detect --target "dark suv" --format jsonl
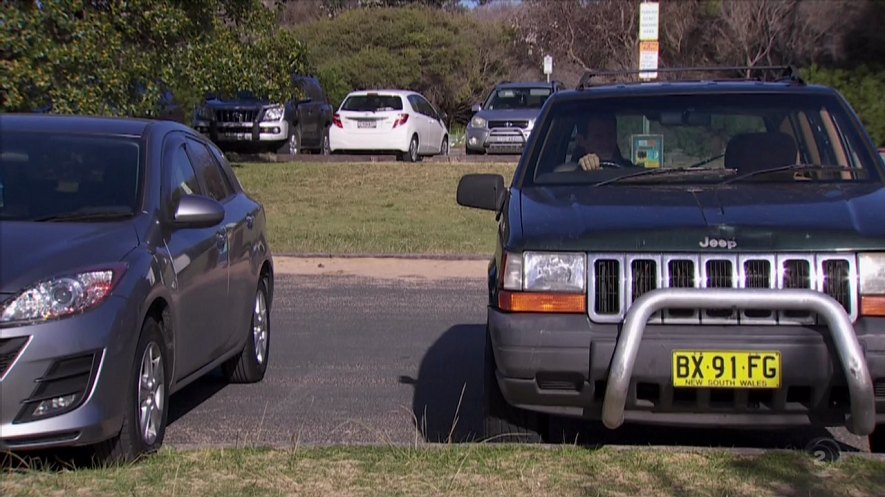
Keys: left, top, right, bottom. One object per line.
{"left": 457, "top": 67, "right": 885, "bottom": 451}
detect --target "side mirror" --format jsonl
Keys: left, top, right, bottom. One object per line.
{"left": 457, "top": 174, "right": 505, "bottom": 211}
{"left": 471, "top": 104, "right": 482, "bottom": 113}
{"left": 173, "top": 195, "right": 225, "bottom": 228}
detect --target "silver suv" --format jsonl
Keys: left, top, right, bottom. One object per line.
{"left": 465, "top": 81, "right": 563, "bottom": 155}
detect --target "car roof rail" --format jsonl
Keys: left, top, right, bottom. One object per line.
{"left": 576, "top": 65, "right": 804, "bottom": 89}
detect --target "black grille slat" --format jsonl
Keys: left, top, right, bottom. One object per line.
{"left": 0, "top": 337, "right": 28, "bottom": 378}
{"left": 783, "top": 260, "right": 812, "bottom": 319}
{"left": 666, "top": 260, "right": 695, "bottom": 318}
{"left": 488, "top": 120, "right": 529, "bottom": 129}
{"left": 744, "top": 260, "right": 772, "bottom": 318}
{"left": 215, "top": 109, "right": 258, "bottom": 123}
{"left": 595, "top": 260, "right": 620, "bottom": 315}
{"left": 706, "top": 260, "right": 734, "bottom": 318}
{"left": 823, "top": 260, "right": 851, "bottom": 314}
{"left": 631, "top": 260, "right": 657, "bottom": 302}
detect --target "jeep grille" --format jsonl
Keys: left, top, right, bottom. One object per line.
{"left": 488, "top": 120, "right": 528, "bottom": 129}
{"left": 587, "top": 253, "right": 857, "bottom": 324}
{"left": 215, "top": 109, "right": 258, "bottom": 123}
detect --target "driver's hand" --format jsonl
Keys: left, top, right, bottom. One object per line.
{"left": 578, "top": 153, "right": 601, "bottom": 171}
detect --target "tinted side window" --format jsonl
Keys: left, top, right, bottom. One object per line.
{"left": 207, "top": 142, "right": 243, "bottom": 192}
{"left": 168, "top": 145, "right": 202, "bottom": 209}
{"left": 417, "top": 96, "right": 437, "bottom": 118}
{"left": 186, "top": 138, "right": 233, "bottom": 201}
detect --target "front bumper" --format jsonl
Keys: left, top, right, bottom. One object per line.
{"left": 466, "top": 126, "right": 530, "bottom": 154}
{"left": 0, "top": 296, "right": 138, "bottom": 450}
{"left": 194, "top": 119, "right": 289, "bottom": 143}
{"left": 489, "top": 288, "right": 884, "bottom": 433}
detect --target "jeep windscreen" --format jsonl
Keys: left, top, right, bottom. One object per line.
{"left": 485, "top": 87, "right": 552, "bottom": 110}
{"left": 527, "top": 93, "right": 881, "bottom": 187}
{"left": 341, "top": 94, "right": 404, "bottom": 112}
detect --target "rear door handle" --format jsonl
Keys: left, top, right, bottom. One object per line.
{"left": 216, "top": 229, "right": 227, "bottom": 249}
{"left": 245, "top": 214, "right": 255, "bottom": 229}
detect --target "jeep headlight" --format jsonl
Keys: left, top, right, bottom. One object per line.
{"left": 264, "top": 105, "right": 284, "bottom": 121}
{"left": 523, "top": 252, "right": 586, "bottom": 292}
{"left": 470, "top": 116, "right": 487, "bottom": 129}
{"left": 499, "top": 252, "right": 586, "bottom": 313}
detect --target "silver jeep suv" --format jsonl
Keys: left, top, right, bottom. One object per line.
{"left": 465, "top": 81, "right": 563, "bottom": 155}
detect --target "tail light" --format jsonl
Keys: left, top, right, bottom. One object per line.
{"left": 393, "top": 113, "right": 409, "bottom": 128}
{"left": 333, "top": 113, "right": 343, "bottom": 128}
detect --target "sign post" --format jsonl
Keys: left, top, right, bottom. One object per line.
{"left": 543, "top": 54, "right": 553, "bottom": 83}
{"left": 638, "top": 2, "right": 659, "bottom": 80}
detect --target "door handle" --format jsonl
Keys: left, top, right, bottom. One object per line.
{"left": 245, "top": 214, "right": 255, "bottom": 229}
{"left": 216, "top": 229, "right": 228, "bottom": 249}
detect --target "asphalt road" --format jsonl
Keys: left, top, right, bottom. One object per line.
{"left": 164, "top": 272, "right": 870, "bottom": 455}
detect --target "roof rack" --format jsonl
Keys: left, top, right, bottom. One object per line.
{"left": 577, "top": 65, "right": 804, "bottom": 89}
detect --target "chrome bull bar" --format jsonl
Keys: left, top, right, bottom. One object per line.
{"left": 601, "top": 288, "right": 876, "bottom": 436}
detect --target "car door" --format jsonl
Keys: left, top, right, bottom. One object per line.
{"left": 416, "top": 95, "right": 444, "bottom": 154}
{"left": 406, "top": 95, "right": 432, "bottom": 154}
{"left": 161, "top": 135, "right": 230, "bottom": 378}
{"left": 184, "top": 137, "right": 244, "bottom": 356}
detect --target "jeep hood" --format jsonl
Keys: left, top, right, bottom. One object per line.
{"left": 515, "top": 183, "right": 885, "bottom": 252}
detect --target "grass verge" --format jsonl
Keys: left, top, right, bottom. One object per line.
{"left": 232, "top": 161, "right": 516, "bottom": 255}
{"left": 3, "top": 446, "right": 884, "bottom": 497}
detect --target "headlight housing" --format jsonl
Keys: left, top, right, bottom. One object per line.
{"left": 194, "top": 104, "right": 213, "bottom": 121}
{"left": 263, "top": 105, "right": 284, "bottom": 121}
{"left": 523, "top": 252, "right": 586, "bottom": 292}
{"left": 1, "top": 266, "right": 125, "bottom": 324}
{"left": 470, "top": 116, "right": 487, "bottom": 129}
{"left": 859, "top": 253, "right": 885, "bottom": 294}
{"left": 499, "top": 252, "right": 587, "bottom": 313}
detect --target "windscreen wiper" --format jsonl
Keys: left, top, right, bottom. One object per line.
{"left": 593, "top": 167, "right": 736, "bottom": 187}
{"left": 33, "top": 207, "right": 134, "bottom": 222}
{"left": 719, "top": 164, "right": 857, "bottom": 185}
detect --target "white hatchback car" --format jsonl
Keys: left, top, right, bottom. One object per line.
{"left": 329, "top": 90, "right": 449, "bottom": 162}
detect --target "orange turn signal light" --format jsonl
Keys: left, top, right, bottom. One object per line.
{"left": 498, "top": 290, "right": 587, "bottom": 314}
{"left": 861, "top": 295, "right": 885, "bottom": 317}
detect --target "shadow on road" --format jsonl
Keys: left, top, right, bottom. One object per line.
{"left": 167, "top": 368, "right": 229, "bottom": 426}
{"left": 406, "top": 324, "right": 860, "bottom": 455}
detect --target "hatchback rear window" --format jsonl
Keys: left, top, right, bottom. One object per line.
{"left": 341, "top": 95, "right": 403, "bottom": 111}
{"left": 0, "top": 131, "right": 141, "bottom": 221}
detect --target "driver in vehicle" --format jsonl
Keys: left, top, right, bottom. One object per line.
{"left": 573, "top": 113, "right": 635, "bottom": 170}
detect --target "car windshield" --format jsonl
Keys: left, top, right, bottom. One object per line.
{"left": 528, "top": 93, "right": 881, "bottom": 186}
{"left": 485, "top": 87, "right": 552, "bottom": 110}
{"left": 0, "top": 131, "right": 141, "bottom": 221}
{"left": 341, "top": 94, "right": 403, "bottom": 111}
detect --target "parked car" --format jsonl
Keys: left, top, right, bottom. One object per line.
{"left": 465, "top": 81, "right": 565, "bottom": 155}
{"left": 457, "top": 67, "right": 885, "bottom": 452}
{"left": 879, "top": 147, "right": 884, "bottom": 162}
{"left": 0, "top": 114, "right": 274, "bottom": 463}
{"left": 193, "top": 75, "right": 333, "bottom": 156}
{"left": 329, "top": 89, "right": 449, "bottom": 162}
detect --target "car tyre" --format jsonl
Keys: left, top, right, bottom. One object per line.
{"left": 277, "top": 125, "right": 301, "bottom": 156}
{"left": 401, "top": 135, "right": 420, "bottom": 163}
{"left": 319, "top": 127, "right": 331, "bottom": 155}
{"left": 869, "top": 426, "right": 885, "bottom": 453}
{"left": 223, "top": 277, "right": 271, "bottom": 383}
{"left": 482, "top": 329, "right": 543, "bottom": 443}
{"left": 92, "top": 317, "right": 168, "bottom": 464}
{"left": 440, "top": 136, "right": 449, "bottom": 156}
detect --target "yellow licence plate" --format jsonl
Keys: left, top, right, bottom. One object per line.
{"left": 672, "top": 351, "right": 781, "bottom": 388}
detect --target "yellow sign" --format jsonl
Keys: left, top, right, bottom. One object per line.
{"left": 672, "top": 351, "right": 781, "bottom": 388}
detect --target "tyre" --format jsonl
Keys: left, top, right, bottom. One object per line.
{"left": 91, "top": 317, "right": 168, "bottom": 464}
{"left": 440, "top": 136, "right": 449, "bottom": 156}
{"left": 401, "top": 135, "right": 420, "bottom": 163}
{"left": 319, "top": 127, "right": 331, "bottom": 155}
{"left": 277, "top": 125, "right": 301, "bottom": 156}
{"left": 869, "top": 426, "right": 885, "bottom": 454}
{"left": 482, "top": 329, "right": 543, "bottom": 443}
{"left": 223, "top": 277, "right": 271, "bottom": 383}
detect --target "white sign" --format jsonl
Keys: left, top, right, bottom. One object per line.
{"left": 543, "top": 55, "right": 553, "bottom": 75}
{"left": 639, "top": 2, "right": 660, "bottom": 41}
{"left": 639, "top": 41, "right": 659, "bottom": 79}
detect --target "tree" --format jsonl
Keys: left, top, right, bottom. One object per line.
{"left": 292, "top": 6, "right": 511, "bottom": 123}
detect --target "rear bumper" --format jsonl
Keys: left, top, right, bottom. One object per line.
{"left": 329, "top": 126, "right": 410, "bottom": 153}
{"left": 489, "top": 289, "right": 885, "bottom": 432}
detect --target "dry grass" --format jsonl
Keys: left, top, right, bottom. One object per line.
{"left": 231, "top": 161, "right": 516, "bottom": 255}
{"left": 4, "top": 446, "right": 885, "bottom": 497}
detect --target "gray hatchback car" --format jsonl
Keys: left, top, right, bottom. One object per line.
{"left": 0, "top": 115, "right": 274, "bottom": 462}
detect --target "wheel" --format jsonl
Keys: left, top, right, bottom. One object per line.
{"left": 482, "top": 329, "right": 543, "bottom": 443}
{"left": 401, "top": 135, "right": 420, "bottom": 163}
{"left": 277, "top": 124, "right": 301, "bottom": 156}
{"left": 223, "top": 277, "right": 270, "bottom": 383}
{"left": 319, "top": 127, "right": 331, "bottom": 155}
{"left": 91, "top": 317, "right": 168, "bottom": 464}
{"left": 869, "top": 426, "right": 885, "bottom": 454}
{"left": 805, "top": 437, "right": 841, "bottom": 462}
{"left": 440, "top": 136, "right": 449, "bottom": 156}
